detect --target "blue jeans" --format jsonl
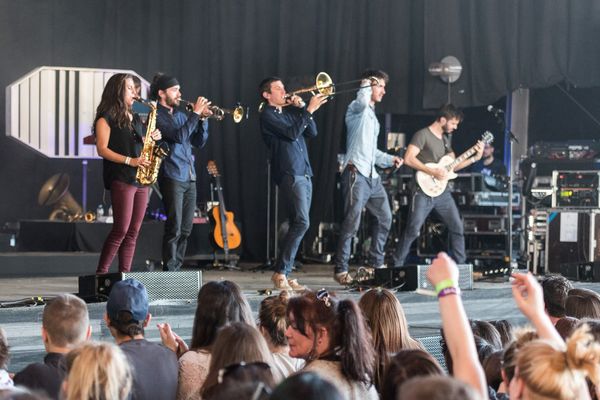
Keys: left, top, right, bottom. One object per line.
{"left": 160, "top": 177, "right": 196, "bottom": 271}
{"left": 393, "top": 188, "right": 465, "bottom": 266}
{"left": 276, "top": 175, "right": 312, "bottom": 275}
{"left": 334, "top": 168, "right": 392, "bottom": 273}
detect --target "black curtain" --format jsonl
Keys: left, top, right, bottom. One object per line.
{"left": 1, "top": 0, "right": 600, "bottom": 261}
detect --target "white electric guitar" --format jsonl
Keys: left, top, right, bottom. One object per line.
{"left": 416, "top": 131, "right": 494, "bottom": 197}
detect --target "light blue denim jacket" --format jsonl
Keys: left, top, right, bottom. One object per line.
{"left": 342, "top": 85, "right": 394, "bottom": 178}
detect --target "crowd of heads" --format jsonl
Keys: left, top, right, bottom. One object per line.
{"left": 3, "top": 271, "right": 600, "bottom": 400}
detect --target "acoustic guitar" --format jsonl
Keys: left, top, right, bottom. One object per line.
{"left": 416, "top": 131, "right": 494, "bottom": 197}
{"left": 206, "top": 161, "right": 242, "bottom": 252}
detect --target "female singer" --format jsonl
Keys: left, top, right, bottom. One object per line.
{"left": 94, "top": 73, "right": 161, "bottom": 273}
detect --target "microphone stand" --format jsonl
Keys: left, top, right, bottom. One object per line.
{"left": 499, "top": 101, "right": 517, "bottom": 274}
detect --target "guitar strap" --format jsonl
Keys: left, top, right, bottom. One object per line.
{"left": 442, "top": 133, "right": 453, "bottom": 155}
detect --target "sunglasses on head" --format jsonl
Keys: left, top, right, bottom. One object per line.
{"left": 217, "top": 361, "right": 271, "bottom": 384}
{"left": 316, "top": 288, "right": 332, "bottom": 307}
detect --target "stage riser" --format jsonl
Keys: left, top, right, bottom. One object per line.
{"left": 0, "top": 253, "right": 157, "bottom": 277}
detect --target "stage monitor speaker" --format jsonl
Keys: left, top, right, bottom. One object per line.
{"left": 559, "top": 261, "right": 600, "bottom": 282}
{"left": 417, "top": 335, "right": 447, "bottom": 372}
{"left": 374, "top": 264, "right": 473, "bottom": 291}
{"left": 78, "top": 271, "right": 202, "bottom": 302}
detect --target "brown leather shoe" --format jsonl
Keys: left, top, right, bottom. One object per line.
{"left": 271, "top": 273, "right": 292, "bottom": 290}
{"left": 334, "top": 271, "right": 354, "bottom": 286}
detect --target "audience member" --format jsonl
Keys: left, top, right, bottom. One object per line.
{"left": 566, "top": 291, "right": 600, "bottom": 319}
{"left": 469, "top": 319, "right": 503, "bottom": 350}
{"left": 270, "top": 371, "right": 344, "bottom": 400}
{"left": 0, "top": 328, "right": 12, "bottom": 390}
{"left": 158, "top": 280, "right": 254, "bottom": 400}
{"left": 511, "top": 325, "right": 600, "bottom": 399}
{"left": 104, "top": 278, "right": 178, "bottom": 400}
{"left": 555, "top": 316, "right": 580, "bottom": 340}
{"left": 201, "top": 322, "right": 276, "bottom": 398}
{"left": 358, "top": 287, "right": 423, "bottom": 392}
{"left": 499, "top": 329, "right": 538, "bottom": 392}
{"left": 426, "top": 252, "right": 487, "bottom": 399}
{"left": 13, "top": 294, "right": 90, "bottom": 399}
{"left": 0, "top": 387, "right": 50, "bottom": 400}
{"left": 204, "top": 361, "right": 273, "bottom": 400}
{"left": 286, "top": 290, "right": 377, "bottom": 399}
{"left": 62, "top": 341, "right": 131, "bottom": 400}
{"left": 258, "top": 291, "right": 303, "bottom": 378}
{"left": 482, "top": 350, "right": 503, "bottom": 392}
{"left": 397, "top": 375, "right": 480, "bottom": 400}
{"left": 489, "top": 319, "right": 514, "bottom": 347}
{"left": 540, "top": 274, "right": 573, "bottom": 324}
{"left": 380, "top": 349, "right": 444, "bottom": 400}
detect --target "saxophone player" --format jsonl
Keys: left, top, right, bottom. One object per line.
{"left": 95, "top": 73, "right": 162, "bottom": 274}
{"left": 151, "top": 73, "right": 213, "bottom": 272}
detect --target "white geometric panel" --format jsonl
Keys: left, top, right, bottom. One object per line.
{"left": 6, "top": 66, "right": 150, "bottom": 159}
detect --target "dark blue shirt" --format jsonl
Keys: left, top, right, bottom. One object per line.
{"left": 260, "top": 104, "right": 317, "bottom": 184}
{"left": 156, "top": 103, "right": 209, "bottom": 182}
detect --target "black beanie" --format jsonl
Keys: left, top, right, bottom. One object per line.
{"left": 156, "top": 74, "right": 179, "bottom": 91}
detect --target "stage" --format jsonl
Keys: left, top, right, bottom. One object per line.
{"left": 2, "top": 261, "right": 600, "bottom": 375}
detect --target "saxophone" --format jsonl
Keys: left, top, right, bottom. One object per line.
{"left": 135, "top": 98, "right": 168, "bottom": 185}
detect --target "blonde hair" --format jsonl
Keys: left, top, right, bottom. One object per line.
{"left": 516, "top": 325, "right": 600, "bottom": 399}
{"left": 358, "top": 287, "right": 422, "bottom": 391}
{"left": 64, "top": 341, "right": 132, "bottom": 400}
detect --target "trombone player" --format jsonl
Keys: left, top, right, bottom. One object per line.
{"left": 259, "top": 76, "right": 328, "bottom": 291}
{"left": 151, "top": 73, "right": 213, "bottom": 272}
{"left": 334, "top": 69, "right": 403, "bottom": 285}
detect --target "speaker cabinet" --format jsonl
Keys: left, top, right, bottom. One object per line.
{"left": 78, "top": 271, "right": 202, "bottom": 301}
{"left": 545, "top": 209, "right": 600, "bottom": 274}
{"left": 374, "top": 264, "right": 473, "bottom": 291}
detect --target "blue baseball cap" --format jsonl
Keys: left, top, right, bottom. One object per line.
{"left": 106, "top": 279, "right": 149, "bottom": 322}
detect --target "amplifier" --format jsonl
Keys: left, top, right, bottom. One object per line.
{"left": 78, "top": 271, "right": 202, "bottom": 302}
{"left": 374, "top": 264, "right": 473, "bottom": 291}
{"left": 552, "top": 171, "right": 600, "bottom": 208}
{"left": 559, "top": 261, "right": 600, "bottom": 282}
{"left": 463, "top": 214, "right": 506, "bottom": 233}
{"left": 545, "top": 210, "right": 600, "bottom": 273}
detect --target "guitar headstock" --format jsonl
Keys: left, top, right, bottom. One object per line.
{"left": 482, "top": 131, "right": 494, "bottom": 144}
{"left": 207, "top": 160, "right": 220, "bottom": 177}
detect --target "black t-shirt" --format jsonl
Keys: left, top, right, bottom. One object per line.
{"left": 101, "top": 113, "right": 145, "bottom": 190}
{"left": 13, "top": 352, "right": 67, "bottom": 399}
{"left": 120, "top": 339, "right": 178, "bottom": 400}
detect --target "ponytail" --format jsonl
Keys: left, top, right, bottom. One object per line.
{"left": 337, "top": 299, "right": 375, "bottom": 385}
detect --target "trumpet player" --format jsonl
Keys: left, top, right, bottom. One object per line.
{"left": 95, "top": 73, "right": 162, "bottom": 274}
{"left": 151, "top": 73, "right": 213, "bottom": 272}
{"left": 259, "top": 76, "right": 328, "bottom": 291}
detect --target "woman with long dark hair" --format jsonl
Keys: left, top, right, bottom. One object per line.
{"left": 285, "top": 290, "right": 377, "bottom": 400}
{"left": 94, "top": 73, "right": 161, "bottom": 273}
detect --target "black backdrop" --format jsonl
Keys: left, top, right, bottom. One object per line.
{"left": 1, "top": 0, "right": 600, "bottom": 261}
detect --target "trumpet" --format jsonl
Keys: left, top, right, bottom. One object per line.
{"left": 182, "top": 99, "right": 245, "bottom": 123}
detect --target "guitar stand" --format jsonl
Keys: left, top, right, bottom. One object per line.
{"left": 210, "top": 252, "right": 240, "bottom": 270}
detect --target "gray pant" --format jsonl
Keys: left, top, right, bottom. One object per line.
{"left": 334, "top": 168, "right": 392, "bottom": 273}
{"left": 393, "top": 188, "right": 465, "bottom": 267}
{"left": 160, "top": 177, "right": 196, "bottom": 271}
{"left": 275, "top": 175, "right": 312, "bottom": 276}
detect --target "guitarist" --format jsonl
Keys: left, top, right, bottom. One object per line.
{"left": 392, "top": 104, "right": 483, "bottom": 268}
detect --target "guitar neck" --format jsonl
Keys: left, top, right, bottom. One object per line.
{"left": 445, "top": 144, "right": 479, "bottom": 170}
{"left": 214, "top": 177, "right": 227, "bottom": 212}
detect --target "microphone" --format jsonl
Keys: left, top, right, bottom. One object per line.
{"left": 487, "top": 105, "right": 504, "bottom": 118}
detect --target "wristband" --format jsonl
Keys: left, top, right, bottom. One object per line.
{"left": 435, "top": 278, "right": 456, "bottom": 294}
{"left": 437, "top": 287, "right": 460, "bottom": 298}
{"left": 125, "top": 156, "right": 131, "bottom": 166}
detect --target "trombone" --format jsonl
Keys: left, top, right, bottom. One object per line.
{"left": 183, "top": 100, "right": 246, "bottom": 123}
{"left": 258, "top": 72, "right": 381, "bottom": 111}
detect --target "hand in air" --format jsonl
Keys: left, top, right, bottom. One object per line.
{"left": 511, "top": 272, "right": 545, "bottom": 321}
{"left": 427, "top": 252, "right": 459, "bottom": 287}
{"left": 157, "top": 322, "right": 189, "bottom": 357}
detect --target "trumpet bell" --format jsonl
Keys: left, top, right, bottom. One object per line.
{"left": 315, "top": 72, "right": 334, "bottom": 96}
{"left": 232, "top": 106, "right": 244, "bottom": 123}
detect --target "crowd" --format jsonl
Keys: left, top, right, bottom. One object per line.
{"left": 1, "top": 254, "right": 600, "bottom": 400}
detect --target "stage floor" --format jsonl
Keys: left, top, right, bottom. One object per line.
{"left": 1, "top": 263, "right": 599, "bottom": 375}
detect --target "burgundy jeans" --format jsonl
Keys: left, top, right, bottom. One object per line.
{"left": 96, "top": 180, "right": 149, "bottom": 273}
